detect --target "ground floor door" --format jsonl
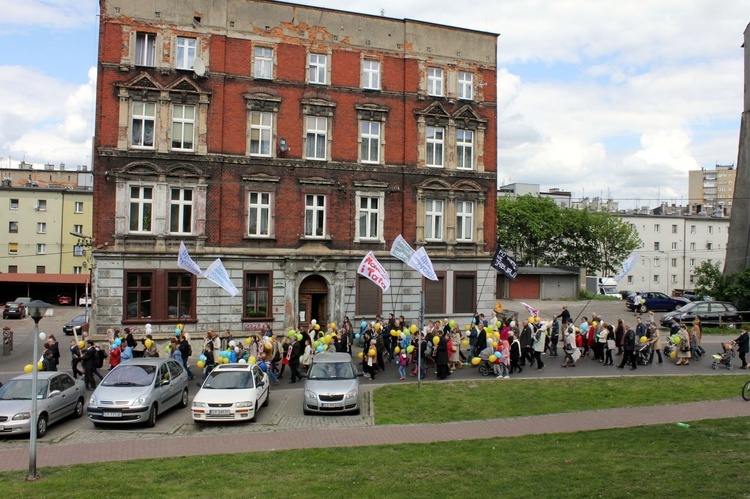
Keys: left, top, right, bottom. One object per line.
{"left": 298, "top": 275, "right": 329, "bottom": 329}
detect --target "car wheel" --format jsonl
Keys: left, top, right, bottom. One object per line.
{"left": 352, "top": 407, "right": 361, "bottom": 416}
{"left": 73, "top": 397, "right": 84, "bottom": 418}
{"left": 36, "top": 414, "right": 48, "bottom": 438}
{"left": 146, "top": 404, "right": 157, "bottom": 427}
{"left": 303, "top": 408, "right": 312, "bottom": 416}
{"left": 178, "top": 388, "right": 189, "bottom": 408}
{"left": 639, "top": 304, "right": 648, "bottom": 313}
{"left": 93, "top": 422, "right": 103, "bottom": 428}
{"left": 262, "top": 389, "right": 269, "bottom": 407}
{"left": 251, "top": 401, "right": 259, "bottom": 422}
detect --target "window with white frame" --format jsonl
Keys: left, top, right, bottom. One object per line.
{"left": 249, "top": 111, "right": 273, "bottom": 157}
{"left": 175, "top": 37, "right": 196, "bottom": 70}
{"left": 10, "top": 199, "right": 18, "bottom": 210}
{"left": 169, "top": 188, "right": 193, "bottom": 234}
{"left": 708, "top": 225, "right": 713, "bottom": 234}
{"left": 689, "top": 275, "right": 695, "bottom": 284}
{"left": 129, "top": 185, "right": 153, "bottom": 233}
{"left": 135, "top": 32, "right": 156, "bottom": 67}
{"left": 74, "top": 201, "right": 83, "bottom": 213}
{"left": 74, "top": 245, "right": 84, "bottom": 257}
{"left": 426, "top": 126, "right": 444, "bottom": 167}
{"left": 627, "top": 275, "right": 633, "bottom": 284}
{"left": 37, "top": 222, "right": 46, "bottom": 234}
{"left": 357, "top": 195, "right": 381, "bottom": 241}
{"left": 456, "top": 129, "right": 473, "bottom": 170}
{"left": 427, "top": 68, "right": 444, "bottom": 97}
{"left": 304, "top": 194, "right": 326, "bottom": 238}
{"left": 671, "top": 242, "right": 678, "bottom": 250}
{"left": 36, "top": 243, "right": 46, "bottom": 255}
{"left": 707, "top": 242, "right": 713, "bottom": 250}
{"left": 654, "top": 224, "right": 660, "bottom": 233}
{"left": 425, "top": 199, "right": 444, "bottom": 241}
{"left": 254, "top": 46, "right": 274, "bottom": 79}
{"left": 132, "top": 101, "right": 156, "bottom": 148}
{"left": 654, "top": 242, "right": 660, "bottom": 251}
{"left": 653, "top": 274, "right": 660, "bottom": 284}
{"left": 8, "top": 221, "right": 18, "bottom": 233}
{"left": 690, "top": 258, "right": 695, "bottom": 267}
{"left": 690, "top": 242, "right": 696, "bottom": 251}
{"left": 671, "top": 258, "right": 677, "bottom": 267}
{"left": 672, "top": 224, "right": 678, "bottom": 233}
{"left": 458, "top": 71, "right": 473, "bottom": 100}
{"left": 654, "top": 257, "right": 660, "bottom": 267}
{"left": 360, "top": 121, "right": 381, "bottom": 164}
{"left": 456, "top": 201, "right": 474, "bottom": 241}
{"left": 37, "top": 200, "right": 46, "bottom": 211}
{"left": 8, "top": 243, "right": 17, "bottom": 254}
{"left": 309, "top": 54, "right": 327, "bottom": 85}
{"left": 73, "top": 266, "right": 82, "bottom": 275}
{"left": 305, "top": 116, "right": 328, "bottom": 160}
{"left": 171, "top": 104, "right": 195, "bottom": 151}
{"left": 247, "top": 192, "right": 271, "bottom": 237}
{"left": 73, "top": 224, "right": 83, "bottom": 234}
{"left": 362, "top": 60, "right": 380, "bottom": 90}
{"left": 671, "top": 274, "right": 677, "bottom": 284}
{"left": 690, "top": 225, "right": 696, "bottom": 234}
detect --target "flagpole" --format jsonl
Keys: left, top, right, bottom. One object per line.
{"left": 476, "top": 266, "right": 493, "bottom": 313}
{"left": 418, "top": 290, "right": 424, "bottom": 389}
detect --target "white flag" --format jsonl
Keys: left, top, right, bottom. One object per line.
{"left": 407, "top": 246, "right": 438, "bottom": 281}
{"left": 357, "top": 251, "right": 391, "bottom": 292}
{"left": 614, "top": 253, "right": 639, "bottom": 283}
{"left": 390, "top": 234, "right": 415, "bottom": 264}
{"left": 204, "top": 259, "right": 239, "bottom": 297}
{"left": 177, "top": 241, "right": 202, "bottom": 276}
{"left": 520, "top": 302, "right": 539, "bottom": 318}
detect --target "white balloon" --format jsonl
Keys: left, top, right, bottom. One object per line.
{"left": 238, "top": 358, "right": 247, "bottom": 364}
{"left": 145, "top": 323, "right": 152, "bottom": 329}
{"left": 234, "top": 346, "right": 240, "bottom": 353}
{"left": 311, "top": 319, "right": 317, "bottom": 325}
{"left": 39, "top": 332, "right": 47, "bottom": 341}
{"left": 229, "top": 340, "right": 236, "bottom": 347}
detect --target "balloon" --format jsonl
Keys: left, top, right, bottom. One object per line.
{"left": 314, "top": 324, "right": 320, "bottom": 331}
{"left": 471, "top": 357, "right": 481, "bottom": 365}
{"left": 673, "top": 336, "right": 681, "bottom": 345}
{"left": 493, "top": 332, "right": 500, "bottom": 339}
{"left": 462, "top": 339, "right": 470, "bottom": 346}
{"left": 249, "top": 356, "right": 256, "bottom": 364}
{"left": 592, "top": 321, "right": 598, "bottom": 327}
{"left": 313, "top": 341, "right": 320, "bottom": 348}
{"left": 114, "top": 338, "right": 122, "bottom": 346}
{"left": 296, "top": 334, "right": 302, "bottom": 341}
{"left": 178, "top": 323, "right": 184, "bottom": 331}
{"left": 197, "top": 360, "right": 205, "bottom": 368}
{"left": 465, "top": 331, "right": 471, "bottom": 338}
{"left": 175, "top": 328, "right": 181, "bottom": 335}
{"left": 78, "top": 341, "right": 85, "bottom": 349}
{"left": 374, "top": 323, "right": 381, "bottom": 330}
{"left": 410, "top": 324, "right": 418, "bottom": 333}
{"left": 489, "top": 355, "right": 497, "bottom": 363}
{"left": 495, "top": 351, "right": 502, "bottom": 358}
{"left": 145, "top": 339, "right": 153, "bottom": 348}
{"left": 670, "top": 350, "right": 677, "bottom": 359}
{"left": 24, "top": 364, "right": 33, "bottom": 373}
{"left": 528, "top": 316, "right": 535, "bottom": 323}
{"left": 316, "top": 345, "right": 324, "bottom": 352}
{"left": 110, "top": 344, "right": 118, "bottom": 351}
{"left": 355, "top": 333, "right": 361, "bottom": 339}
{"left": 360, "top": 321, "right": 367, "bottom": 329}
{"left": 324, "top": 334, "right": 332, "bottom": 344}
{"left": 238, "top": 359, "right": 247, "bottom": 364}
{"left": 165, "top": 345, "right": 171, "bottom": 353}
{"left": 37, "top": 361, "right": 44, "bottom": 370}
{"left": 492, "top": 341, "right": 498, "bottom": 349}
{"left": 639, "top": 336, "right": 648, "bottom": 344}
{"left": 391, "top": 330, "right": 399, "bottom": 337}
{"left": 234, "top": 347, "right": 240, "bottom": 353}
{"left": 288, "top": 330, "right": 296, "bottom": 338}
{"left": 311, "top": 319, "right": 317, "bottom": 325}
{"left": 330, "top": 323, "right": 336, "bottom": 330}
{"left": 39, "top": 332, "right": 46, "bottom": 341}
{"left": 406, "top": 345, "right": 414, "bottom": 353}
{"left": 229, "top": 340, "right": 236, "bottom": 347}
{"left": 465, "top": 325, "right": 471, "bottom": 330}
{"left": 400, "top": 332, "right": 405, "bottom": 339}
{"left": 145, "top": 323, "right": 152, "bottom": 329}
{"left": 394, "top": 346, "right": 401, "bottom": 354}
{"left": 432, "top": 336, "right": 440, "bottom": 345}
{"left": 357, "top": 351, "right": 364, "bottom": 359}
{"left": 449, "top": 320, "right": 456, "bottom": 328}
{"left": 199, "top": 354, "right": 207, "bottom": 362}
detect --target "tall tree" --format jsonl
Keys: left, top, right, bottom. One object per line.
{"left": 496, "top": 195, "right": 563, "bottom": 266}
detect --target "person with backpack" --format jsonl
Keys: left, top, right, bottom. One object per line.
{"left": 109, "top": 341, "right": 121, "bottom": 370}
{"left": 178, "top": 334, "right": 195, "bottom": 380}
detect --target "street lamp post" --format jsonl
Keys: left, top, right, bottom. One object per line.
{"left": 70, "top": 231, "right": 93, "bottom": 322}
{"left": 26, "top": 300, "right": 52, "bottom": 481}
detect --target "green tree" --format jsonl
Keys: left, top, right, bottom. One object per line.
{"left": 591, "top": 212, "right": 642, "bottom": 276}
{"left": 496, "top": 195, "right": 563, "bottom": 266}
{"left": 694, "top": 262, "right": 728, "bottom": 300}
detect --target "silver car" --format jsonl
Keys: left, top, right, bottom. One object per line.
{"left": 0, "top": 372, "right": 86, "bottom": 438}
{"left": 87, "top": 358, "right": 189, "bottom": 427}
{"left": 303, "top": 353, "right": 361, "bottom": 415}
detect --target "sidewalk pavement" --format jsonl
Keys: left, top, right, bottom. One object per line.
{"left": 1, "top": 397, "right": 749, "bottom": 473}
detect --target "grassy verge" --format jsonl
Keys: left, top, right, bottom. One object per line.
{"left": 373, "top": 375, "right": 745, "bottom": 425}
{"left": 1, "top": 417, "right": 749, "bottom": 497}
{"left": 701, "top": 326, "right": 747, "bottom": 335}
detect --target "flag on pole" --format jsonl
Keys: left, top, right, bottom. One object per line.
{"left": 204, "top": 259, "right": 239, "bottom": 297}
{"left": 389, "top": 234, "right": 415, "bottom": 264}
{"left": 177, "top": 241, "right": 202, "bottom": 276}
{"left": 407, "top": 246, "right": 438, "bottom": 281}
{"left": 490, "top": 244, "right": 518, "bottom": 279}
{"left": 357, "top": 251, "right": 391, "bottom": 291}
{"left": 519, "top": 302, "right": 539, "bottom": 318}
{"left": 614, "top": 252, "right": 639, "bottom": 283}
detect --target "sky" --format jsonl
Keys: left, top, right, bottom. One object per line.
{"left": 0, "top": 0, "right": 747, "bottom": 210}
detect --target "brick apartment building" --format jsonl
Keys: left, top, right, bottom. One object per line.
{"left": 91, "top": 0, "right": 498, "bottom": 335}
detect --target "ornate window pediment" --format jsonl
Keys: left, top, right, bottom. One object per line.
{"left": 453, "top": 105, "right": 487, "bottom": 131}
{"left": 414, "top": 102, "right": 450, "bottom": 127}
{"left": 355, "top": 103, "right": 390, "bottom": 122}
{"left": 244, "top": 92, "right": 282, "bottom": 113}
{"left": 301, "top": 98, "right": 336, "bottom": 117}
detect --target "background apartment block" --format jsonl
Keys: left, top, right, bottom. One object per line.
{"left": 688, "top": 164, "right": 736, "bottom": 216}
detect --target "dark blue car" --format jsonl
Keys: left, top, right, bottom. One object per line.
{"left": 626, "top": 292, "right": 689, "bottom": 313}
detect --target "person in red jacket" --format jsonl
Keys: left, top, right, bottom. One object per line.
{"left": 109, "top": 342, "right": 121, "bottom": 370}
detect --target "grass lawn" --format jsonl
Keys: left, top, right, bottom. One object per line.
{"left": 373, "top": 375, "right": 746, "bottom": 424}
{"left": 1, "top": 417, "right": 748, "bottom": 497}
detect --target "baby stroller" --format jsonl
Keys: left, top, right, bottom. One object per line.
{"left": 477, "top": 358, "right": 495, "bottom": 376}
{"left": 710, "top": 343, "right": 735, "bottom": 371}
{"left": 635, "top": 341, "right": 651, "bottom": 366}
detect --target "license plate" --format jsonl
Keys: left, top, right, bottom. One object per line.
{"left": 321, "top": 402, "right": 343, "bottom": 408}
{"left": 103, "top": 411, "right": 122, "bottom": 418}
{"left": 209, "top": 409, "right": 230, "bottom": 415}
{"left": 0, "top": 426, "right": 4, "bottom": 431}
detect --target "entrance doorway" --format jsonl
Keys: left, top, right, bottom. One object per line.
{"left": 298, "top": 275, "right": 329, "bottom": 329}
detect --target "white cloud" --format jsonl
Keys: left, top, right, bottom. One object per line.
{"left": 0, "top": 0, "right": 95, "bottom": 29}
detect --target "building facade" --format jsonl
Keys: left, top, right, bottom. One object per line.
{"left": 91, "top": 0, "right": 498, "bottom": 335}
{"left": 688, "top": 164, "right": 736, "bottom": 216}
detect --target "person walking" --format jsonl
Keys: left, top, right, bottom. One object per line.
{"left": 509, "top": 332, "right": 522, "bottom": 374}
{"left": 561, "top": 322, "right": 578, "bottom": 368}
{"left": 532, "top": 324, "right": 546, "bottom": 371}
{"left": 288, "top": 336, "right": 302, "bottom": 383}
{"left": 602, "top": 324, "right": 615, "bottom": 366}
{"left": 519, "top": 320, "right": 535, "bottom": 367}
{"left": 81, "top": 340, "right": 98, "bottom": 390}
{"left": 69, "top": 339, "right": 84, "bottom": 379}
{"left": 435, "top": 332, "right": 450, "bottom": 380}
{"left": 675, "top": 325, "right": 692, "bottom": 366}
{"left": 647, "top": 323, "right": 663, "bottom": 364}
{"left": 733, "top": 327, "right": 750, "bottom": 369}
{"left": 617, "top": 325, "right": 637, "bottom": 370}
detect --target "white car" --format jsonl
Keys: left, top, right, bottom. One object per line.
{"left": 192, "top": 363, "right": 269, "bottom": 423}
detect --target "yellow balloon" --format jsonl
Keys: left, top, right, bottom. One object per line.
{"left": 394, "top": 346, "right": 401, "bottom": 354}
{"left": 528, "top": 316, "right": 535, "bottom": 323}
{"left": 78, "top": 341, "right": 85, "bottom": 349}
{"left": 592, "top": 321, "right": 598, "bottom": 327}
{"left": 489, "top": 355, "right": 497, "bottom": 363}
{"left": 368, "top": 348, "right": 376, "bottom": 357}
{"left": 465, "top": 325, "right": 471, "bottom": 330}
{"left": 639, "top": 336, "right": 648, "bottom": 344}
{"left": 177, "top": 323, "right": 184, "bottom": 331}
{"left": 249, "top": 356, "right": 256, "bottom": 364}
{"left": 471, "top": 357, "right": 481, "bottom": 365}
{"left": 245, "top": 337, "right": 252, "bottom": 344}
{"left": 314, "top": 324, "right": 320, "bottom": 330}
{"left": 461, "top": 339, "right": 470, "bottom": 347}
{"left": 24, "top": 364, "right": 34, "bottom": 373}
{"left": 144, "top": 339, "right": 153, "bottom": 348}
{"left": 374, "top": 323, "right": 381, "bottom": 330}
{"left": 493, "top": 332, "right": 500, "bottom": 339}
{"left": 358, "top": 351, "right": 364, "bottom": 359}
{"left": 432, "top": 336, "right": 440, "bottom": 345}
{"left": 391, "top": 330, "right": 399, "bottom": 337}
{"left": 196, "top": 360, "right": 205, "bottom": 368}
{"left": 324, "top": 334, "right": 332, "bottom": 344}
{"left": 410, "top": 325, "right": 418, "bottom": 333}
{"left": 37, "top": 361, "right": 44, "bottom": 370}
{"left": 330, "top": 323, "right": 336, "bottom": 330}
{"left": 670, "top": 350, "right": 677, "bottom": 359}
{"left": 492, "top": 341, "right": 498, "bottom": 348}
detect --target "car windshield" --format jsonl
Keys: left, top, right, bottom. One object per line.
{"left": 308, "top": 362, "right": 355, "bottom": 380}
{"left": 70, "top": 315, "right": 87, "bottom": 324}
{"left": 203, "top": 371, "right": 254, "bottom": 389}
{"left": 0, "top": 380, "right": 48, "bottom": 400}
{"left": 677, "top": 303, "right": 693, "bottom": 312}
{"left": 102, "top": 365, "right": 156, "bottom": 387}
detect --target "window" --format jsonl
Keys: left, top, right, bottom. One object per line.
{"left": 357, "top": 196, "right": 380, "bottom": 240}
{"left": 671, "top": 275, "right": 677, "bottom": 284}
{"left": 36, "top": 243, "right": 46, "bottom": 255}
{"left": 135, "top": 32, "right": 156, "bottom": 66}
{"left": 627, "top": 275, "right": 633, "bottom": 284}
{"left": 247, "top": 192, "right": 271, "bottom": 237}
{"left": 425, "top": 199, "right": 444, "bottom": 241}
{"left": 8, "top": 265, "right": 17, "bottom": 273}
{"left": 356, "top": 275, "right": 382, "bottom": 316}
{"left": 74, "top": 245, "right": 84, "bottom": 257}
{"left": 9, "top": 199, "right": 18, "bottom": 210}
{"left": 360, "top": 121, "right": 381, "bottom": 164}
{"left": 254, "top": 47, "right": 274, "bottom": 79}
{"left": 653, "top": 275, "right": 660, "bottom": 284}
{"left": 424, "top": 273, "right": 446, "bottom": 314}
{"left": 671, "top": 242, "right": 678, "bottom": 250}
{"left": 308, "top": 54, "right": 327, "bottom": 85}
{"left": 171, "top": 104, "right": 195, "bottom": 151}
{"left": 690, "top": 258, "right": 695, "bottom": 267}
{"left": 129, "top": 186, "right": 153, "bottom": 233}
{"left": 8, "top": 221, "right": 18, "bottom": 233}
{"left": 305, "top": 116, "right": 327, "bottom": 160}
{"left": 132, "top": 101, "right": 156, "bottom": 148}
{"left": 671, "top": 258, "right": 677, "bottom": 267}
{"left": 458, "top": 71, "right": 473, "bottom": 100}
{"left": 37, "top": 200, "right": 47, "bottom": 211}
{"left": 169, "top": 188, "right": 193, "bottom": 234}
{"left": 654, "top": 257, "right": 660, "bottom": 267}
{"left": 73, "top": 266, "right": 82, "bottom": 275}
{"left": 690, "top": 242, "right": 696, "bottom": 251}
{"left": 707, "top": 242, "right": 713, "bottom": 250}
{"left": 690, "top": 225, "right": 696, "bottom": 234}
{"left": 125, "top": 271, "right": 196, "bottom": 321}
{"left": 654, "top": 224, "right": 660, "bottom": 233}
{"left": 456, "top": 201, "right": 474, "bottom": 241}
{"left": 244, "top": 272, "right": 270, "bottom": 318}
{"left": 73, "top": 224, "right": 83, "bottom": 234}
{"left": 304, "top": 194, "right": 326, "bottom": 238}
{"left": 426, "top": 126, "right": 444, "bottom": 167}
{"left": 708, "top": 225, "right": 714, "bottom": 234}
{"left": 456, "top": 129, "right": 473, "bottom": 169}
{"left": 37, "top": 222, "right": 46, "bottom": 234}
{"left": 36, "top": 266, "right": 46, "bottom": 274}
{"left": 672, "top": 224, "right": 678, "bottom": 233}
{"left": 427, "top": 67, "right": 444, "bottom": 96}
{"left": 249, "top": 111, "right": 272, "bottom": 157}
{"left": 8, "top": 243, "right": 18, "bottom": 254}
{"left": 653, "top": 242, "right": 660, "bottom": 251}
{"left": 168, "top": 273, "right": 193, "bottom": 319}
{"left": 362, "top": 60, "right": 380, "bottom": 90}
{"left": 175, "top": 37, "right": 196, "bottom": 70}
{"left": 74, "top": 201, "right": 83, "bottom": 213}
{"left": 454, "top": 273, "right": 477, "bottom": 313}
{"left": 689, "top": 275, "right": 695, "bottom": 284}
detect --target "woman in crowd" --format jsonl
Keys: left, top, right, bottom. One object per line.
{"left": 449, "top": 325, "right": 462, "bottom": 371}
{"left": 675, "top": 324, "right": 692, "bottom": 366}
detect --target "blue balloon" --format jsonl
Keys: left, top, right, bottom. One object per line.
{"left": 495, "top": 351, "right": 502, "bottom": 358}
{"left": 316, "top": 345, "right": 324, "bottom": 352}
{"left": 199, "top": 354, "right": 207, "bottom": 362}
{"left": 175, "top": 328, "right": 181, "bottom": 335}
{"left": 360, "top": 321, "right": 367, "bottom": 329}
{"left": 114, "top": 338, "right": 122, "bottom": 346}
{"left": 355, "top": 333, "right": 361, "bottom": 339}
{"left": 110, "top": 344, "right": 118, "bottom": 351}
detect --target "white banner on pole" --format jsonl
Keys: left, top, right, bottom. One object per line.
{"left": 614, "top": 252, "right": 639, "bottom": 282}
{"left": 407, "top": 246, "right": 438, "bottom": 281}
{"left": 177, "top": 241, "right": 203, "bottom": 276}
{"left": 357, "top": 251, "right": 391, "bottom": 291}
{"left": 389, "top": 234, "right": 415, "bottom": 264}
{"left": 204, "top": 259, "right": 239, "bottom": 297}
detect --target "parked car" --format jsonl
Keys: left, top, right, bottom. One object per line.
{"left": 0, "top": 372, "right": 86, "bottom": 437}
{"left": 625, "top": 292, "right": 690, "bottom": 313}
{"left": 63, "top": 314, "right": 90, "bottom": 336}
{"left": 87, "top": 358, "right": 189, "bottom": 427}
{"left": 3, "top": 302, "right": 26, "bottom": 319}
{"left": 192, "top": 363, "right": 269, "bottom": 423}
{"left": 14, "top": 297, "right": 33, "bottom": 306}
{"left": 78, "top": 296, "right": 92, "bottom": 307}
{"left": 57, "top": 295, "right": 74, "bottom": 306}
{"left": 303, "top": 353, "right": 361, "bottom": 415}
{"left": 660, "top": 301, "right": 743, "bottom": 327}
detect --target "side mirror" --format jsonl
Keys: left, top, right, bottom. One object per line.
{"left": 257, "top": 381, "right": 265, "bottom": 388}
{"left": 160, "top": 378, "right": 171, "bottom": 386}
{"left": 48, "top": 390, "right": 61, "bottom": 398}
